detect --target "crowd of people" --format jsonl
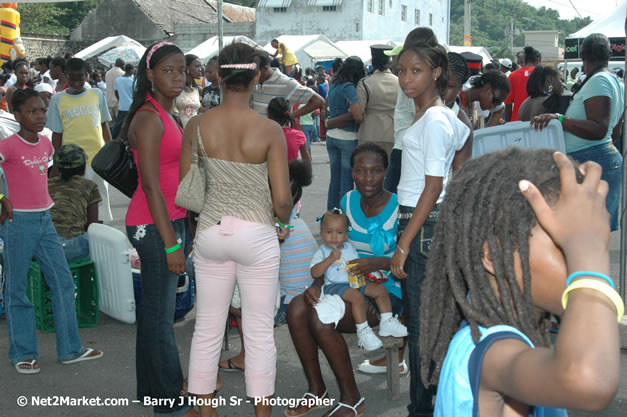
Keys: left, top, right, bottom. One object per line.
{"left": 0, "top": 27, "right": 624, "bottom": 417}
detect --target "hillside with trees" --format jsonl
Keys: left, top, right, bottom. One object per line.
{"left": 449, "top": 0, "right": 592, "bottom": 58}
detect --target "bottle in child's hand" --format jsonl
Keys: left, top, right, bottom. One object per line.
{"left": 347, "top": 269, "right": 367, "bottom": 288}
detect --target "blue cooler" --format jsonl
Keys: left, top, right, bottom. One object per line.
{"left": 132, "top": 270, "right": 195, "bottom": 321}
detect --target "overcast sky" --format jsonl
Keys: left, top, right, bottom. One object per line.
{"left": 523, "top": 0, "right": 622, "bottom": 20}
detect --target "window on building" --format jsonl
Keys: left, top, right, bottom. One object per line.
{"left": 323, "top": 5, "right": 336, "bottom": 11}
{"left": 401, "top": 5, "right": 407, "bottom": 22}
{"left": 356, "top": 22, "right": 360, "bottom": 32}
{"left": 368, "top": 0, "right": 374, "bottom": 13}
{"left": 273, "top": 7, "right": 287, "bottom": 13}
{"left": 429, "top": 13, "right": 433, "bottom": 26}
{"left": 389, "top": 0, "right": 393, "bottom": 7}
{"left": 378, "top": 0, "right": 385, "bottom": 15}
{"left": 415, "top": 9, "right": 420, "bottom": 25}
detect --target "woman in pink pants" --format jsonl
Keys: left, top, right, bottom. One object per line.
{"left": 179, "top": 43, "right": 292, "bottom": 417}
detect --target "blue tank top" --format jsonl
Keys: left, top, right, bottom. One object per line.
{"left": 435, "top": 324, "right": 568, "bottom": 417}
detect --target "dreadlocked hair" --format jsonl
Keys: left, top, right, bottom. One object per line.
{"left": 120, "top": 42, "right": 183, "bottom": 141}
{"left": 418, "top": 148, "right": 583, "bottom": 388}
{"left": 289, "top": 159, "right": 312, "bottom": 205}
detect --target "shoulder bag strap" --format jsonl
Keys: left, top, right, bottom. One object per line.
{"left": 196, "top": 117, "right": 208, "bottom": 159}
{"left": 361, "top": 78, "right": 370, "bottom": 108}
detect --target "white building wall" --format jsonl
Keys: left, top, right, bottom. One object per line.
{"left": 256, "top": 1, "right": 364, "bottom": 45}
{"left": 255, "top": 0, "right": 449, "bottom": 45}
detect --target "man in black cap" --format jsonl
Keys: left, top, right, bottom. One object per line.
{"left": 356, "top": 44, "right": 399, "bottom": 156}
{"left": 460, "top": 51, "right": 483, "bottom": 76}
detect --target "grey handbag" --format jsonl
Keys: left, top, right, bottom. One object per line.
{"left": 175, "top": 118, "right": 206, "bottom": 212}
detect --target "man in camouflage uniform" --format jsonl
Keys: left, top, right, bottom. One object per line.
{"left": 48, "top": 144, "right": 101, "bottom": 262}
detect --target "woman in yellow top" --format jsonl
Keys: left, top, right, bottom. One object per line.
{"left": 271, "top": 39, "right": 298, "bottom": 75}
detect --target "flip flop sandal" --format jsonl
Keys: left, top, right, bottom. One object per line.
{"left": 284, "top": 390, "right": 329, "bottom": 417}
{"left": 60, "top": 347, "right": 103, "bottom": 364}
{"left": 328, "top": 397, "right": 365, "bottom": 417}
{"left": 15, "top": 359, "right": 40, "bottom": 375}
{"left": 356, "top": 359, "right": 386, "bottom": 374}
{"left": 218, "top": 358, "right": 244, "bottom": 373}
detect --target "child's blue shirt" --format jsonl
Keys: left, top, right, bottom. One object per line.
{"left": 435, "top": 323, "right": 568, "bottom": 417}
{"left": 310, "top": 242, "right": 360, "bottom": 285}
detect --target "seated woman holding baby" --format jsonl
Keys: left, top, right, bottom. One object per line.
{"left": 285, "top": 143, "right": 406, "bottom": 417}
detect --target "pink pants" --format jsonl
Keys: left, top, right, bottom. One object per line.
{"left": 188, "top": 216, "right": 280, "bottom": 398}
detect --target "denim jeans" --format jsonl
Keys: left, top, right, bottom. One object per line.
{"left": 326, "top": 136, "right": 357, "bottom": 210}
{"left": 301, "top": 124, "right": 315, "bottom": 150}
{"left": 111, "top": 110, "right": 128, "bottom": 139}
{"left": 60, "top": 233, "right": 90, "bottom": 262}
{"left": 126, "top": 218, "right": 187, "bottom": 415}
{"left": 568, "top": 142, "right": 623, "bottom": 231}
{"left": 385, "top": 148, "right": 402, "bottom": 194}
{"left": 399, "top": 205, "right": 437, "bottom": 416}
{"left": 312, "top": 114, "right": 321, "bottom": 142}
{"left": 1, "top": 211, "right": 83, "bottom": 364}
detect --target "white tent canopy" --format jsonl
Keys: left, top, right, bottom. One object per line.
{"left": 446, "top": 46, "right": 494, "bottom": 66}
{"left": 569, "top": 1, "right": 627, "bottom": 39}
{"left": 187, "top": 36, "right": 262, "bottom": 63}
{"left": 75, "top": 35, "right": 145, "bottom": 62}
{"left": 335, "top": 40, "right": 396, "bottom": 65}
{"left": 263, "top": 35, "right": 347, "bottom": 68}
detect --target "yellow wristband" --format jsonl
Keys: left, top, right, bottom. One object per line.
{"left": 0, "top": 193, "right": 4, "bottom": 200}
{"left": 561, "top": 278, "right": 624, "bottom": 322}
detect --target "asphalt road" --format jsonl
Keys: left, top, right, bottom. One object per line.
{"left": 0, "top": 142, "right": 625, "bottom": 416}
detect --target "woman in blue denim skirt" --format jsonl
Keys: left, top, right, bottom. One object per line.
{"left": 325, "top": 56, "right": 365, "bottom": 210}
{"left": 531, "top": 33, "right": 624, "bottom": 231}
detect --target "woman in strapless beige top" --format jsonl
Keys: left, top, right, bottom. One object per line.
{"left": 179, "top": 43, "right": 292, "bottom": 417}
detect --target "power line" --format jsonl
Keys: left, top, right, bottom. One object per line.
{"left": 566, "top": 0, "right": 583, "bottom": 18}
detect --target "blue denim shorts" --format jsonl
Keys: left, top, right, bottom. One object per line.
{"left": 324, "top": 283, "right": 403, "bottom": 316}
{"left": 324, "top": 282, "right": 368, "bottom": 297}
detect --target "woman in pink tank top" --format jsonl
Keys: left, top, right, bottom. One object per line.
{"left": 119, "top": 42, "right": 197, "bottom": 417}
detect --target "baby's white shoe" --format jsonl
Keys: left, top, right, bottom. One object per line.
{"left": 357, "top": 326, "right": 383, "bottom": 351}
{"left": 379, "top": 315, "right": 408, "bottom": 337}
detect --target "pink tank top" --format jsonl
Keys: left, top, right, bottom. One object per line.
{"left": 125, "top": 93, "right": 187, "bottom": 226}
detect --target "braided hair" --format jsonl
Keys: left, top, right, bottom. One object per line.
{"left": 418, "top": 148, "right": 583, "bottom": 387}
{"left": 267, "top": 96, "right": 293, "bottom": 126}
{"left": 447, "top": 52, "right": 469, "bottom": 85}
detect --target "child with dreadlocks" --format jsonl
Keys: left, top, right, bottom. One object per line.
{"left": 310, "top": 208, "right": 407, "bottom": 351}
{"left": 419, "top": 148, "right": 622, "bottom": 416}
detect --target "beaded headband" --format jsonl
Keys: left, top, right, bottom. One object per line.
{"left": 220, "top": 63, "right": 257, "bottom": 70}
{"left": 147, "top": 42, "right": 176, "bottom": 68}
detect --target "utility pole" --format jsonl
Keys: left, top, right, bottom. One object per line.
{"left": 218, "top": 0, "right": 224, "bottom": 51}
{"left": 464, "top": 0, "right": 472, "bottom": 46}
{"left": 510, "top": 17, "right": 514, "bottom": 56}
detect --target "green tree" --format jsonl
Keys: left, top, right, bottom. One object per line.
{"left": 18, "top": 0, "right": 99, "bottom": 36}
{"left": 450, "top": 0, "right": 592, "bottom": 58}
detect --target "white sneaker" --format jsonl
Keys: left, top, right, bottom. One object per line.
{"left": 357, "top": 326, "right": 383, "bottom": 351}
{"left": 379, "top": 315, "right": 408, "bottom": 337}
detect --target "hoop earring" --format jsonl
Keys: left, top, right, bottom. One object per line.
{"left": 548, "top": 84, "right": 553, "bottom": 93}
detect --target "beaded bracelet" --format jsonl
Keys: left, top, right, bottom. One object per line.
{"left": 165, "top": 238, "right": 182, "bottom": 254}
{"left": 566, "top": 271, "right": 615, "bottom": 289}
{"left": 561, "top": 279, "right": 624, "bottom": 323}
